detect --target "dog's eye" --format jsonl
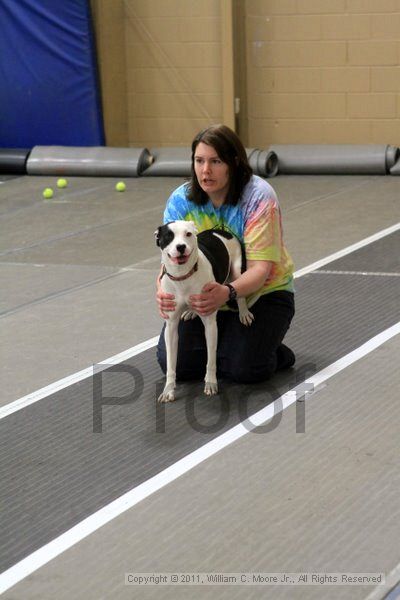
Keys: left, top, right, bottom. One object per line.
{"left": 186, "top": 232, "right": 192, "bottom": 237}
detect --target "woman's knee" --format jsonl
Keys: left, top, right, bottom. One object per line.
{"left": 156, "top": 329, "right": 167, "bottom": 374}
{"left": 156, "top": 321, "right": 207, "bottom": 381}
{"left": 219, "top": 359, "right": 276, "bottom": 384}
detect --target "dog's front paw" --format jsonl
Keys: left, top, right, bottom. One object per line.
{"left": 181, "top": 310, "right": 197, "bottom": 321}
{"left": 158, "top": 383, "right": 176, "bottom": 403}
{"left": 204, "top": 381, "right": 218, "bottom": 396}
{"left": 239, "top": 309, "right": 254, "bottom": 326}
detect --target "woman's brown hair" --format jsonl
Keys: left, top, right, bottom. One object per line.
{"left": 187, "top": 124, "right": 252, "bottom": 206}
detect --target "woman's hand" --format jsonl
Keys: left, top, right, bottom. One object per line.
{"left": 189, "top": 282, "right": 229, "bottom": 317}
{"left": 156, "top": 283, "right": 176, "bottom": 319}
{"left": 156, "top": 266, "right": 176, "bottom": 319}
{"left": 188, "top": 261, "right": 271, "bottom": 317}
{"left": 156, "top": 288, "right": 176, "bottom": 319}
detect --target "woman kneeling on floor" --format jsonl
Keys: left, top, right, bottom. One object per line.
{"left": 156, "top": 124, "right": 295, "bottom": 383}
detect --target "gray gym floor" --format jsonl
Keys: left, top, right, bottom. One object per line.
{"left": 1, "top": 173, "right": 399, "bottom": 599}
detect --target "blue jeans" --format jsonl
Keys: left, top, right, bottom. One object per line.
{"left": 157, "top": 291, "right": 295, "bottom": 384}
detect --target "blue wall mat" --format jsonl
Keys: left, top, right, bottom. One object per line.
{"left": 0, "top": 0, "right": 105, "bottom": 148}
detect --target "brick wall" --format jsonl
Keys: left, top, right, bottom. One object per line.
{"left": 124, "top": 0, "right": 223, "bottom": 146}
{"left": 94, "top": 0, "right": 400, "bottom": 147}
{"left": 246, "top": 0, "right": 400, "bottom": 145}
{"left": 92, "top": 0, "right": 129, "bottom": 146}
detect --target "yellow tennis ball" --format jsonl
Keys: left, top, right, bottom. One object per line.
{"left": 115, "top": 181, "right": 126, "bottom": 192}
{"left": 57, "top": 178, "right": 68, "bottom": 189}
{"left": 43, "top": 188, "right": 54, "bottom": 199}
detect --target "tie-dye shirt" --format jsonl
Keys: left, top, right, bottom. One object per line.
{"left": 163, "top": 174, "right": 294, "bottom": 307}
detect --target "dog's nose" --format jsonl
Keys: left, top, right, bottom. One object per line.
{"left": 176, "top": 244, "right": 186, "bottom": 255}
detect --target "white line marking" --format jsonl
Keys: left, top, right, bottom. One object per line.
{"left": 314, "top": 269, "right": 400, "bottom": 277}
{"left": 0, "top": 321, "right": 399, "bottom": 594}
{"left": 0, "top": 337, "right": 159, "bottom": 420}
{"left": 1, "top": 221, "right": 399, "bottom": 421}
{"left": 294, "top": 222, "right": 400, "bottom": 278}
{"left": 365, "top": 561, "right": 400, "bottom": 600}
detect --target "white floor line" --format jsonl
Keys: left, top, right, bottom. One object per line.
{"left": 365, "top": 561, "right": 400, "bottom": 600}
{"left": 314, "top": 269, "right": 400, "bottom": 278}
{"left": 0, "top": 337, "right": 159, "bottom": 420}
{"left": 1, "top": 221, "right": 399, "bottom": 422}
{"left": 294, "top": 222, "right": 400, "bottom": 278}
{"left": 1, "top": 321, "right": 399, "bottom": 594}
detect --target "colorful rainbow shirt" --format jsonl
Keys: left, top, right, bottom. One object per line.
{"left": 164, "top": 174, "right": 294, "bottom": 307}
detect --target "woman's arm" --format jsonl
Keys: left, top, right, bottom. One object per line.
{"left": 229, "top": 259, "right": 271, "bottom": 297}
{"left": 189, "top": 259, "right": 271, "bottom": 317}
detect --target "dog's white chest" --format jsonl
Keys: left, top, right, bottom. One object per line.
{"left": 161, "top": 260, "right": 211, "bottom": 306}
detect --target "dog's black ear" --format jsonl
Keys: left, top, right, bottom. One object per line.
{"left": 154, "top": 226, "right": 162, "bottom": 247}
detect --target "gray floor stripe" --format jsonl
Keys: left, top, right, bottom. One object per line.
{"left": 0, "top": 233, "right": 399, "bottom": 574}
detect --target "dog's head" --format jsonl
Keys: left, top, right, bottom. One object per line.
{"left": 155, "top": 220, "right": 198, "bottom": 266}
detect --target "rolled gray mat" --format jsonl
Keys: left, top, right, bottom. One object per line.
{"left": 142, "top": 147, "right": 279, "bottom": 178}
{"left": 269, "top": 144, "right": 393, "bottom": 175}
{"left": 0, "top": 148, "right": 31, "bottom": 174}
{"left": 386, "top": 145, "right": 400, "bottom": 171}
{"left": 246, "top": 148, "right": 260, "bottom": 171}
{"left": 389, "top": 157, "right": 400, "bottom": 175}
{"left": 246, "top": 148, "right": 278, "bottom": 177}
{"left": 26, "top": 146, "right": 153, "bottom": 177}
{"left": 142, "top": 147, "right": 191, "bottom": 177}
{"left": 246, "top": 148, "right": 259, "bottom": 160}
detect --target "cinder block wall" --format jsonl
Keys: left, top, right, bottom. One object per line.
{"left": 246, "top": 0, "right": 400, "bottom": 146}
{"left": 123, "top": 0, "right": 223, "bottom": 147}
{"left": 94, "top": 0, "right": 400, "bottom": 147}
{"left": 91, "top": 0, "right": 129, "bottom": 146}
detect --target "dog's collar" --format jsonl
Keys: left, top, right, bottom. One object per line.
{"left": 161, "top": 262, "right": 198, "bottom": 281}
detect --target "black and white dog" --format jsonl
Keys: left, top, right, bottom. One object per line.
{"left": 155, "top": 220, "right": 253, "bottom": 402}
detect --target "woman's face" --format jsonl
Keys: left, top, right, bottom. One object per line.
{"left": 194, "top": 142, "right": 230, "bottom": 204}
